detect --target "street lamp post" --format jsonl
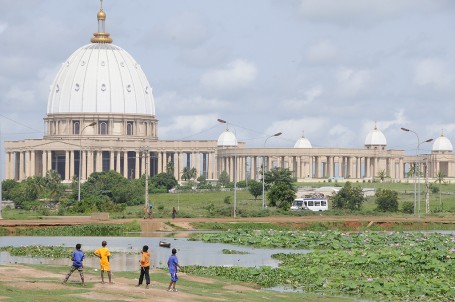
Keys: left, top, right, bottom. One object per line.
{"left": 0, "top": 123, "right": 2, "bottom": 219}
{"left": 139, "top": 147, "right": 150, "bottom": 217}
{"left": 262, "top": 132, "right": 282, "bottom": 209}
{"left": 78, "top": 122, "right": 96, "bottom": 202}
{"left": 401, "top": 127, "right": 432, "bottom": 217}
{"left": 217, "top": 119, "right": 238, "bottom": 218}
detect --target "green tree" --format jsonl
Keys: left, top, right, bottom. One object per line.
{"left": 79, "top": 170, "right": 143, "bottom": 206}
{"left": 44, "top": 170, "right": 64, "bottom": 202}
{"left": 152, "top": 172, "right": 178, "bottom": 191}
{"left": 263, "top": 167, "right": 295, "bottom": 191}
{"left": 9, "top": 177, "right": 40, "bottom": 208}
{"left": 267, "top": 182, "right": 296, "bottom": 209}
{"left": 2, "top": 179, "right": 19, "bottom": 201}
{"left": 263, "top": 168, "right": 296, "bottom": 209}
{"left": 331, "top": 181, "right": 365, "bottom": 210}
{"left": 218, "top": 171, "right": 230, "bottom": 187}
{"left": 375, "top": 188, "right": 399, "bottom": 212}
{"left": 248, "top": 180, "right": 263, "bottom": 200}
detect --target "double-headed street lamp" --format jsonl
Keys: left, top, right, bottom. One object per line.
{"left": 400, "top": 127, "right": 433, "bottom": 217}
{"left": 262, "top": 132, "right": 282, "bottom": 209}
{"left": 78, "top": 122, "right": 97, "bottom": 202}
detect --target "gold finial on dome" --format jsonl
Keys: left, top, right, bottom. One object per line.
{"left": 91, "top": 0, "right": 113, "bottom": 43}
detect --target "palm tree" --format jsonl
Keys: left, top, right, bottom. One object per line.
{"left": 407, "top": 163, "right": 417, "bottom": 178}
{"left": 166, "top": 162, "right": 174, "bottom": 176}
{"left": 182, "top": 167, "right": 197, "bottom": 181}
{"left": 377, "top": 170, "right": 388, "bottom": 183}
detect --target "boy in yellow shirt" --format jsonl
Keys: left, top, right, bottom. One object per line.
{"left": 137, "top": 245, "right": 151, "bottom": 288}
{"left": 93, "top": 240, "right": 112, "bottom": 284}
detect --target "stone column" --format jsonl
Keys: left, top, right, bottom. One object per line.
{"left": 123, "top": 151, "right": 128, "bottom": 178}
{"left": 64, "top": 150, "right": 70, "bottom": 181}
{"left": 135, "top": 151, "right": 140, "bottom": 179}
{"left": 314, "top": 156, "right": 319, "bottom": 178}
{"left": 157, "top": 151, "right": 163, "bottom": 174}
{"left": 364, "top": 157, "right": 370, "bottom": 178}
{"left": 96, "top": 151, "right": 102, "bottom": 173}
{"left": 327, "top": 156, "right": 333, "bottom": 178}
{"left": 19, "top": 151, "right": 25, "bottom": 180}
{"left": 47, "top": 151, "right": 52, "bottom": 174}
{"left": 110, "top": 150, "right": 115, "bottom": 171}
{"left": 5, "top": 152, "right": 10, "bottom": 179}
{"left": 295, "top": 156, "right": 301, "bottom": 179}
{"left": 87, "top": 150, "right": 93, "bottom": 177}
{"left": 116, "top": 151, "right": 121, "bottom": 174}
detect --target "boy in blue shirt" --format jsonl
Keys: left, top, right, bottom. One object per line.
{"left": 63, "top": 243, "right": 85, "bottom": 286}
{"left": 167, "top": 248, "right": 183, "bottom": 292}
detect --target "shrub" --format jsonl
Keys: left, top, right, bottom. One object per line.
{"left": 375, "top": 189, "right": 399, "bottom": 212}
{"left": 402, "top": 201, "right": 414, "bottom": 214}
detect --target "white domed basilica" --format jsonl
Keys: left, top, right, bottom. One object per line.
{"left": 4, "top": 3, "right": 455, "bottom": 183}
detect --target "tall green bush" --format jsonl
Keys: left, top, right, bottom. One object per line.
{"left": 375, "top": 189, "right": 399, "bottom": 212}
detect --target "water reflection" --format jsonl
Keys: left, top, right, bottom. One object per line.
{"left": 0, "top": 236, "right": 307, "bottom": 272}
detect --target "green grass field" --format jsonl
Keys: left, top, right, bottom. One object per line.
{"left": 2, "top": 181, "right": 455, "bottom": 220}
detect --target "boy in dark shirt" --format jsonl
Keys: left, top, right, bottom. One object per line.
{"left": 63, "top": 243, "right": 85, "bottom": 286}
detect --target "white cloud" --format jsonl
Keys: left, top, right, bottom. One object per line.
{"left": 336, "top": 68, "right": 371, "bottom": 98}
{"left": 306, "top": 40, "right": 337, "bottom": 63}
{"left": 328, "top": 124, "right": 356, "bottom": 147}
{"left": 297, "top": 0, "right": 453, "bottom": 26}
{"left": 264, "top": 117, "right": 328, "bottom": 145}
{"left": 200, "top": 59, "right": 257, "bottom": 93}
{"left": 0, "top": 22, "right": 8, "bottom": 34}
{"left": 6, "top": 86, "right": 36, "bottom": 108}
{"left": 159, "top": 113, "right": 219, "bottom": 139}
{"left": 150, "top": 12, "right": 209, "bottom": 48}
{"left": 414, "top": 58, "right": 453, "bottom": 90}
{"left": 283, "top": 85, "right": 323, "bottom": 110}
{"left": 157, "top": 91, "right": 230, "bottom": 116}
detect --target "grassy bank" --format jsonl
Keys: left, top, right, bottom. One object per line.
{"left": 0, "top": 264, "right": 353, "bottom": 302}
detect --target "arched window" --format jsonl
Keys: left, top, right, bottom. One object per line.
{"left": 127, "top": 122, "right": 133, "bottom": 136}
{"left": 73, "top": 121, "right": 80, "bottom": 134}
{"left": 99, "top": 121, "right": 108, "bottom": 135}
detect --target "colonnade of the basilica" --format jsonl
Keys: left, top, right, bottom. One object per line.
{"left": 217, "top": 154, "right": 406, "bottom": 181}
{"left": 4, "top": 147, "right": 218, "bottom": 183}
{"left": 216, "top": 151, "right": 455, "bottom": 182}
{"left": 4, "top": 145, "right": 455, "bottom": 183}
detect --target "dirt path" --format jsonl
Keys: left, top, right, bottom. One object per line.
{"left": 1, "top": 215, "right": 455, "bottom": 231}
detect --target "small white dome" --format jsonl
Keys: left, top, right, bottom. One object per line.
{"left": 217, "top": 129, "right": 238, "bottom": 147}
{"left": 432, "top": 133, "right": 453, "bottom": 152}
{"left": 47, "top": 43, "right": 155, "bottom": 116}
{"left": 365, "top": 125, "right": 387, "bottom": 147}
{"left": 294, "top": 134, "right": 312, "bottom": 148}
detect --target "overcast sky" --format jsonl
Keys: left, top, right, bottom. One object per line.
{"left": 1, "top": 0, "right": 455, "bottom": 156}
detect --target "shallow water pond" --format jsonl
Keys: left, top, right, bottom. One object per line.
{"left": 0, "top": 236, "right": 307, "bottom": 271}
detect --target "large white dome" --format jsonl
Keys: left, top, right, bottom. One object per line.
{"left": 432, "top": 133, "right": 453, "bottom": 153}
{"left": 47, "top": 43, "right": 155, "bottom": 116}
{"left": 217, "top": 129, "right": 238, "bottom": 147}
{"left": 365, "top": 125, "right": 387, "bottom": 148}
{"left": 294, "top": 134, "right": 312, "bottom": 148}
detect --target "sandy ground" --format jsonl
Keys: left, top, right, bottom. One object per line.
{"left": 0, "top": 264, "right": 242, "bottom": 301}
